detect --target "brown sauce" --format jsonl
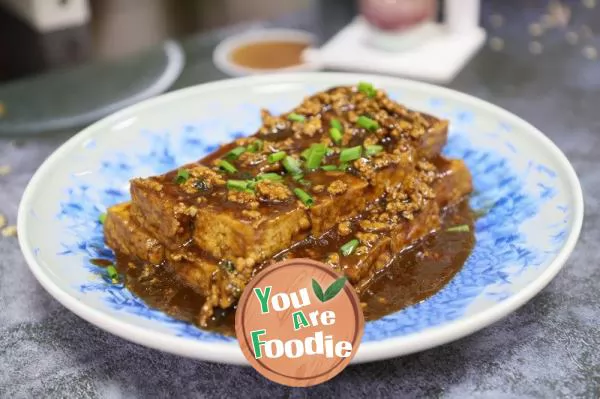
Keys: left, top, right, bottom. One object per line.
{"left": 107, "top": 201, "right": 475, "bottom": 337}
{"left": 229, "top": 41, "right": 310, "bottom": 70}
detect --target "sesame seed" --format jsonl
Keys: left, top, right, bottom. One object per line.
{"left": 0, "top": 214, "right": 5, "bottom": 229}
{"left": 582, "top": 0, "right": 596, "bottom": 8}
{"left": 0, "top": 165, "right": 10, "bottom": 176}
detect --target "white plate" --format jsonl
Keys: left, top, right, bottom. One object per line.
{"left": 18, "top": 73, "right": 583, "bottom": 364}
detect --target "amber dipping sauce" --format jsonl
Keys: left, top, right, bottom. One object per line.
{"left": 229, "top": 40, "right": 311, "bottom": 70}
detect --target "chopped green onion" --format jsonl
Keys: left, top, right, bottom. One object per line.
{"left": 218, "top": 160, "right": 237, "bottom": 174}
{"left": 256, "top": 173, "right": 283, "bottom": 181}
{"left": 268, "top": 151, "right": 286, "bottom": 163}
{"left": 99, "top": 213, "right": 107, "bottom": 224}
{"left": 288, "top": 113, "right": 306, "bottom": 122}
{"left": 330, "top": 118, "right": 343, "bottom": 132}
{"left": 365, "top": 144, "right": 384, "bottom": 157}
{"left": 326, "top": 148, "right": 335, "bottom": 156}
{"left": 293, "top": 188, "right": 314, "bottom": 207}
{"left": 174, "top": 168, "right": 190, "bottom": 184}
{"left": 106, "top": 265, "right": 119, "bottom": 283}
{"left": 306, "top": 143, "right": 327, "bottom": 170}
{"left": 292, "top": 174, "right": 305, "bottom": 181}
{"left": 339, "top": 146, "right": 362, "bottom": 163}
{"left": 447, "top": 225, "right": 470, "bottom": 233}
{"left": 357, "top": 116, "right": 379, "bottom": 131}
{"left": 225, "top": 146, "right": 246, "bottom": 160}
{"left": 297, "top": 178, "right": 311, "bottom": 187}
{"left": 321, "top": 165, "right": 338, "bottom": 171}
{"left": 227, "top": 180, "right": 252, "bottom": 191}
{"left": 301, "top": 147, "right": 312, "bottom": 160}
{"left": 247, "top": 139, "right": 263, "bottom": 153}
{"left": 358, "top": 81, "right": 377, "bottom": 97}
{"left": 338, "top": 163, "right": 350, "bottom": 172}
{"left": 329, "top": 127, "right": 343, "bottom": 144}
{"left": 340, "top": 239, "right": 360, "bottom": 256}
{"left": 283, "top": 156, "right": 303, "bottom": 175}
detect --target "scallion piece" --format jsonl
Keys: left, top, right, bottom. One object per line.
{"left": 339, "top": 146, "right": 362, "bottom": 163}
{"left": 218, "top": 160, "right": 237, "bottom": 174}
{"left": 301, "top": 147, "right": 312, "bottom": 160}
{"left": 321, "top": 165, "right": 338, "bottom": 171}
{"left": 357, "top": 116, "right": 379, "bottom": 131}
{"left": 293, "top": 188, "right": 314, "bottom": 207}
{"left": 283, "top": 156, "right": 303, "bottom": 175}
{"left": 268, "top": 151, "right": 286, "bottom": 163}
{"left": 225, "top": 146, "right": 246, "bottom": 160}
{"left": 174, "top": 168, "right": 190, "bottom": 184}
{"left": 247, "top": 139, "right": 263, "bottom": 153}
{"left": 447, "top": 225, "right": 470, "bottom": 233}
{"left": 227, "top": 179, "right": 251, "bottom": 191}
{"left": 306, "top": 143, "right": 327, "bottom": 170}
{"left": 330, "top": 118, "right": 343, "bottom": 132}
{"left": 358, "top": 81, "right": 377, "bottom": 97}
{"left": 256, "top": 173, "right": 283, "bottom": 181}
{"left": 338, "top": 163, "right": 349, "bottom": 172}
{"left": 340, "top": 239, "right": 360, "bottom": 256}
{"left": 329, "top": 127, "right": 343, "bottom": 144}
{"left": 106, "top": 265, "right": 119, "bottom": 283}
{"left": 99, "top": 213, "right": 107, "bottom": 224}
{"left": 288, "top": 113, "right": 306, "bottom": 122}
{"left": 365, "top": 144, "right": 384, "bottom": 157}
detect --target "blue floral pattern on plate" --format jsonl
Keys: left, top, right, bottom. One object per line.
{"left": 23, "top": 76, "right": 576, "bottom": 358}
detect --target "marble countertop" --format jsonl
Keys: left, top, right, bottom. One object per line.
{"left": 1, "top": 1, "right": 599, "bottom": 397}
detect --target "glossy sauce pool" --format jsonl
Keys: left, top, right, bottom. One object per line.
{"left": 97, "top": 201, "right": 475, "bottom": 337}
{"left": 228, "top": 40, "right": 311, "bottom": 70}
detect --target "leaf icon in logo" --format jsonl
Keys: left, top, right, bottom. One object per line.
{"left": 312, "top": 279, "right": 325, "bottom": 302}
{"left": 312, "top": 276, "right": 348, "bottom": 302}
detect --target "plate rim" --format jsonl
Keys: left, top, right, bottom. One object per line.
{"left": 18, "top": 72, "right": 584, "bottom": 365}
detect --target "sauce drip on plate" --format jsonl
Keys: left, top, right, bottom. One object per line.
{"left": 229, "top": 41, "right": 310, "bottom": 70}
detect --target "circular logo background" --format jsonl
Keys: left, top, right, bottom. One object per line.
{"left": 235, "top": 258, "right": 364, "bottom": 387}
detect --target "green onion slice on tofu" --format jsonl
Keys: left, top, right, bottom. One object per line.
{"left": 174, "top": 168, "right": 190, "bottom": 184}
{"left": 225, "top": 146, "right": 246, "bottom": 160}
{"left": 305, "top": 143, "right": 327, "bottom": 170}
{"left": 247, "top": 139, "right": 263, "bottom": 153}
{"left": 446, "top": 224, "right": 470, "bottom": 233}
{"left": 339, "top": 146, "right": 362, "bottom": 163}
{"left": 283, "top": 156, "right": 303, "bottom": 176}
{"left": 340, "top": 239, "right": 360, "bottom": 256}
{"left": 288, "top": 113, "right": 306, "bottom": 122}
{"left": 365, "top": 144, "right": 384, "bottom": 157}
{"left": 321, "top": 165, "right": 338, "bottom": 171}
{"left": 357, "top": 81, "right": 377, "bottom": 97}
{"left": 256, "top": 173, "right": 283, "bottom": 181}
{"left": 98, "top": 213, "right": 107, "bottom": 224}
{"left": 329, "top": 127, "right": 343, "bottom": 145}
{"left": 330, "top": 118, "right": 343, "bottom": 132}
{"left": 227, "top": 179, "right": 252, "bottom": 191}
{"left": 268, "top": 151, "right": 286, "bottom": 163}
{"left": 217, "top": 160, "right": 237, "bottom": 174}
{"left": 357, "top": 116, "right": 379, "bottom": 131}
{"left": 293, "top": 188, "right": 314, "bottom": 207}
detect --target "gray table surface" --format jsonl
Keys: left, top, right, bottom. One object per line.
{"left": 1, "top": 1, "right": 599, "bottom": 398}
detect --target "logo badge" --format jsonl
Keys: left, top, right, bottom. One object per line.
{"left": 235, "top": 258, "right": 364, "bottom": 387}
